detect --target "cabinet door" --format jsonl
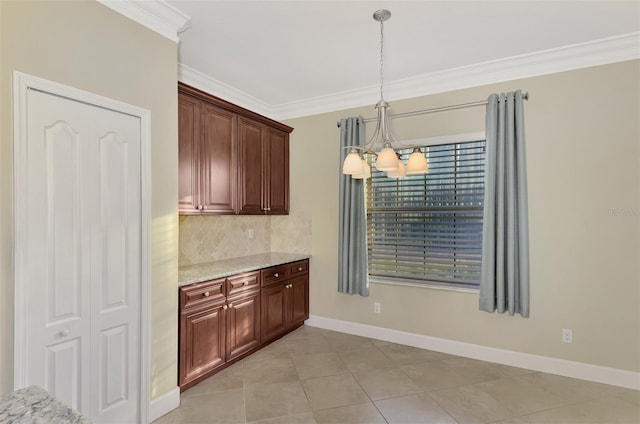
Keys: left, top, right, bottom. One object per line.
{"left": 287, "top": 275, "right": 309, "bottom": 328}
{"left": 226, "top": 291, "right": 261, "bottom": 361}
{"left": 238, "top": 117, "right": 265, "bottom": 214}
{"left": 201, "top": 103, "right": 237, "bottom": 214}
{"left": 179, "top": 302, "right": 226, "bottom": 386}
{"left": 261, "top": 282, "right": 287, "bottom": 342}
{"left": 178, "top": 93, "right": 201, "bottom": 214}
{"left": 266, "top": 128, "right": 289, "bottom": 215}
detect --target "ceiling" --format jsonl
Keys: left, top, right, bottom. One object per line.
{"left": 168, "top": 1, "right": 640, "bottom": 119}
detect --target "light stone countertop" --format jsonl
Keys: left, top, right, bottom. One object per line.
{"left": 178, "top": 252, "right": 311, "bottom": 287}
{"left": 0, "top": 385, "right": 92, "bottom": 424}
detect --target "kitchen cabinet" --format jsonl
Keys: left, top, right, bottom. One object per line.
{"left": 178, "top": 83, "right": 292, "bottom": 216}
{"left": 178, "top": 90, "right": 237, "bottom": 215}
{"left": 179, "top": 278, "right": 227, "bottom": 386}
{"left": 179, "top": 271, "right": 261, "bottom": 390}
{"left": 261, "top": 260, "right": 310, "bottom": 343}
{"left": 178, "top": 258, "right": 309, "bottom": 391}
{"left": 237, "top": 118, "right": 290, "bottom": 215}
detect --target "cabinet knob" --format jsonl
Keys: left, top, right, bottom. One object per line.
{"left": 243, "top": 281, "right": 248, "bottom": 286}
{"left": 203, "top": 291, "right": 210, "bottom": 297}
{"left": 274, "top": 273, "right": 279, "bottom": 278}
{"left": 59, "top": 329, "right": 70, "bottom": 337}
{"left": 297, "top": 266, "right": 303, "bottom": 272}
{"left": 228, "top": 303, "right": 233, "bottom": 308}
{"left": 223, "top": 305, "right": 228, "bottom": 310}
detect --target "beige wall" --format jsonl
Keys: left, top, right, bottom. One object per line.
{"left": 284, "top": 60, "right": 640, "bottom": 373}
{"left": 0, "top": 0, "right": 179, "bottom": 398}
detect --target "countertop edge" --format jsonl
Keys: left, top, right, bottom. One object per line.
{"left": 178, "top": 253, "right": 311, "bottom": 287}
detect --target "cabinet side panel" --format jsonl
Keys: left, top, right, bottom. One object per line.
{"left": 178, "top": 93, "right": 200, "bottom": 214}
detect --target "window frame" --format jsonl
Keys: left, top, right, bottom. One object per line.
{"left": 366, "top": 131, "right": 486, "bottom": 292}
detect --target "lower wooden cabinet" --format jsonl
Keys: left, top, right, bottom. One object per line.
{"left": 179, "top": 259, "right": 309, "bottom": 391}
{"left": 179, "top": 300, "right": 226, "bottom": 386}
{"left": 226, "top": 290, "right": 261, "bottom": 361}
{"left": 261, "top": 265, "right": 310, "bottom": 343}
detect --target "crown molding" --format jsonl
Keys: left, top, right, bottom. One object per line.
{"left": 97, "top": 0, "right": 191, "bottom": 43}
{"left": 176, "top": 32, "right": 639, "bottom": 120}
{"left": 269, "top": 32, "right": 639, "bottom": 120}
{"left": 178, "top": 64, "right": 275, "bottom": 119}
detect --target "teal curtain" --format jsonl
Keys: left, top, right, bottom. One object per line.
{"left": 480, "top": 90, "right": 530, "bottom": 317}
{"left": 338, "top": 117, "right": 369, "bottom": 296}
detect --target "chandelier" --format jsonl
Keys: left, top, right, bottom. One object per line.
{"left": 342, "top": 9, "right": 428, "bottom": 180}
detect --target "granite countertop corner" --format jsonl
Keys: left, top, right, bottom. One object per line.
{"left": 0, "top": 385, "right": 92, "bottom": 424}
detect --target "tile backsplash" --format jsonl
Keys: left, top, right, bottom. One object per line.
{"left": 179, "top": 211, "right": 311, "bottom": 266}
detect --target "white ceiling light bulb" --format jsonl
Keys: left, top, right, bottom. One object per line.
{"left": 376, "top": 144, "right": 399, "bottom": 171}
{"left": 387, "top": 156, "right": 406, "bottom": 178}
{"left": 342, "top": 149, "right": 363, "bottom": 174}
{"left": 406, "top": 147, "right": 428, "bottom": 174}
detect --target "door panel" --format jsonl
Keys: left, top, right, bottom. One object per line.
{"left": 267, "top": 128, "right": 289, "bottom": 215}
{"left": 46, "top": 338, "right": 81, "bottom": 409}
{"left": 201, "top": 103, "right": 237, "bottom": 213}
{"left": 288, "top": 276, "right": 309, "bottom": 327}
{"left": 261, "top": 283, "right": 286, "bottom": 342}
{"left": 181, "top": 303, "right": 226, "bottom": 384}
{"left": 238, "top": 117, "right": 265, "bottom": 214}
{"left": 226, "top": 292, "right": 261, "bottom": 361}
{"left": 25, "top": 89, "right": 141, "bottom": 423}
{"left": 178, "top": 93, "right": 201, "bottom": 214}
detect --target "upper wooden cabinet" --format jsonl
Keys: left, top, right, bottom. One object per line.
{"left": 237, "top": 118, "right": 290, "bottom": 215}
{"left": 178, "top": 83, "right": 293, "bottom": 215}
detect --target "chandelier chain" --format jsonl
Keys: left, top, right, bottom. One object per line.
{"left": 379, "top": 19, "right": 384, "bottom": 100}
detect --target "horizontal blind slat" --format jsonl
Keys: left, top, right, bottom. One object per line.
{"left": 366, "top": 140, "right": 485, "bottom": 287}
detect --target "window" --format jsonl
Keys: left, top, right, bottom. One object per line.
{"left": 366, "top": 139, "right": 485, "bottom": 289}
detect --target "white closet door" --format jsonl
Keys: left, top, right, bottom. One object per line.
{"left": 25, "top": 88, "right": 141, "bottom": 423}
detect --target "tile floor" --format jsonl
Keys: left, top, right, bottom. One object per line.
{"left": 153, "top": 325, "right": 640, "bottom": 424}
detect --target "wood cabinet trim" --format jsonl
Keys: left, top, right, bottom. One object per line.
{"left": 178, "top": 82, "right": 293, "bottom": 134}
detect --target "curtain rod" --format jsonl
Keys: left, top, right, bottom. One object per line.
{"left": 336, "top": 92, "right": 529, "bottom": 127}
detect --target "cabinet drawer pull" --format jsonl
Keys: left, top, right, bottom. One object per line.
{"left": 203, "top": 291, "right": 210, "bottom": 297}
{"left": 59, "top": 329, "right": 70, "bottom": 337}
{"left": 274, "top": 273, "right": 279, "bottom": 278}
{"left": 297, "top": 266, "right": 303, "bottom": 272}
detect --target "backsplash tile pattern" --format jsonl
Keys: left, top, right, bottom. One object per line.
{"left": 179, "top": 211, "right": 312, "bottom": 266}
{"left": 271, "top": 211, "right": 312, "bottom": 255}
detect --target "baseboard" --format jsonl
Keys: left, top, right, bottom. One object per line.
{"left": 306, "top": 315, "right": 640, "bottom": 390}
{"left": 148, "top": 386, "right": 180, "bottom": 423}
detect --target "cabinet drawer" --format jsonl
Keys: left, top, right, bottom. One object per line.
{"left": 226, "top": 271, "right": 260, "bottom": 297}
{"left": 288, "top": 259, "right": 309, "bottom": 276}
{"left": 180, "top": 278, "right": 226, "bottom": 310}
{"left": 261, "top": 265, "right": 288, "bottom": 287}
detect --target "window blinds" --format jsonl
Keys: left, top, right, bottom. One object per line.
{"left": 366, "top": 140, "right": 486, "bottom": 288}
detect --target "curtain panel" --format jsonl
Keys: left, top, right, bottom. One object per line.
{"left": 480, "top": 90, "right": 530, "bottom": 317}
{"left": 338, "top": 116, "right": 369, "bottom": 296}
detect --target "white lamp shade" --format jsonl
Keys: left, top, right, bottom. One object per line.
{"left": 387, "top": 158, "right": 407, "bottom": 178}
{"left": 343, "top": 151, "right": 363, "bottom": 174}
{"left": 406, "top": 149, "right": 428, "bottom": 174}
{"left": 352, "top": 160, "right": 371, "bottom": 180}
{"left": 376, "top": 147, "right": 399, "bottom": 171}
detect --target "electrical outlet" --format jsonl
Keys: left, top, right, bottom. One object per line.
{"left": 248, "top": 228, "right": 254, "bottom": 239}
{"left": 562, "top": 328, "right": 573, "bottom": 343}
{"left": 374, "top": 302, "right": 381, "bottom": 314}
